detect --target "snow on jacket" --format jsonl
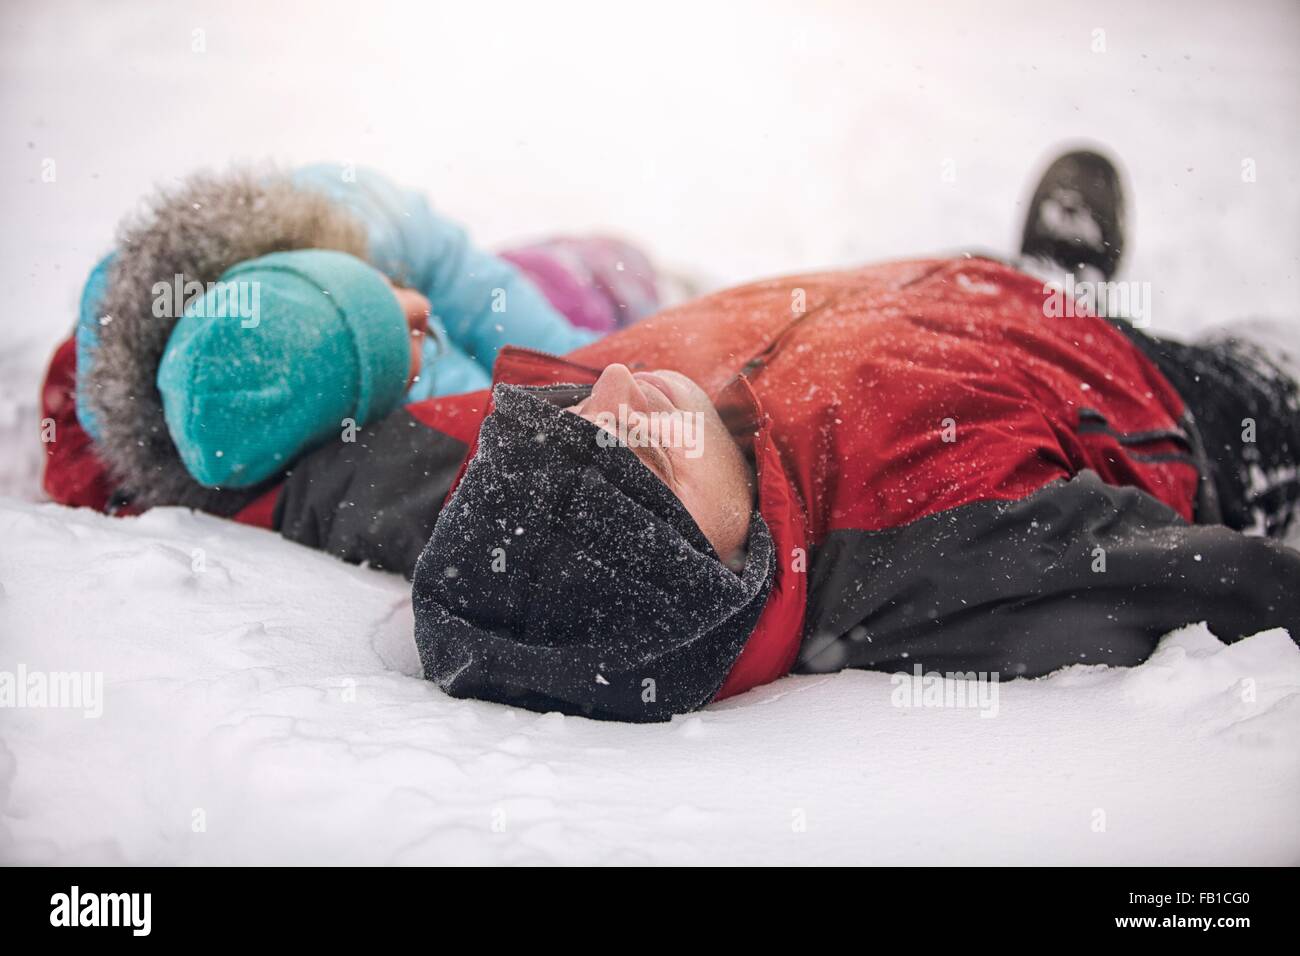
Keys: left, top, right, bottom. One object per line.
{"left": 41, "top": 256, "right": 1300, "bottom": 701}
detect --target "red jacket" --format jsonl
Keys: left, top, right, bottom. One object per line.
{"left": 42, "top": 258, "right": 1299, "bottom": 698}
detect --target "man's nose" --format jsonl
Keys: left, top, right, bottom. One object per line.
{"left": 589, "top": 363, "right": 648, "bottom": 412}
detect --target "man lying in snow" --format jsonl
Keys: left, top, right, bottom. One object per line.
{"left": 41, "top": 152, "right": 1300, "bottom": 721}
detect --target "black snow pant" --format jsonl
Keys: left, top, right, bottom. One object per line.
{"left": 1113, "top": 322, "right": 1300, "bottom": 539}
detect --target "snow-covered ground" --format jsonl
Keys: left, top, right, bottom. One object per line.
{"left": 3, "top": 499, "right": 1297, "bottom": 865}
{"left": 2, "top": 0, "right": 1298, "bottom": 864}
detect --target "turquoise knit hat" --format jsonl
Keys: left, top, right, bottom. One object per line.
{"left": 157, "top": 249, "right": 409, "bottom": 488}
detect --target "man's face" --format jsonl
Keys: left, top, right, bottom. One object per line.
{"left": 564, "top": 364, "right": 756, "bottom": 567}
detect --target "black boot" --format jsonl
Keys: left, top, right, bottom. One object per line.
{"left": 1020, "top": 149, "right": 1126, "bottom": 282}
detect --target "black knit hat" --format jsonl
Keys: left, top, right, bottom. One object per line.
{"left": 412, "top": 383, "right": 774, "bottom": 722}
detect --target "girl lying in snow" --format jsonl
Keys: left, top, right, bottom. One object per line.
{"left": 66, "top": 163, "right": 665, "bottom": 506}
{"left": 40, "top": 151, "right": 1300, "bottom": 721}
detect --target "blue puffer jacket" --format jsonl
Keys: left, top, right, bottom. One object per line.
{"left": 74, "top": 165, "right": 596, "bottom": 441}
{"left": 291, "top": 164, "right": 595, "bottom": 398}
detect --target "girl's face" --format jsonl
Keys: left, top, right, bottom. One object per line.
{"left": 382, "top": 277, "right": 432, "bottom": 388}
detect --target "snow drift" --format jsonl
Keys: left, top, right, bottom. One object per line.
{"left": 1, "top": 497, "right": 1296, "bottom": 865}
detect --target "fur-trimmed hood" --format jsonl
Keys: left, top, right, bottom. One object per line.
{"left": 84, "top": 168, "right": 369, "bottom": 514}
